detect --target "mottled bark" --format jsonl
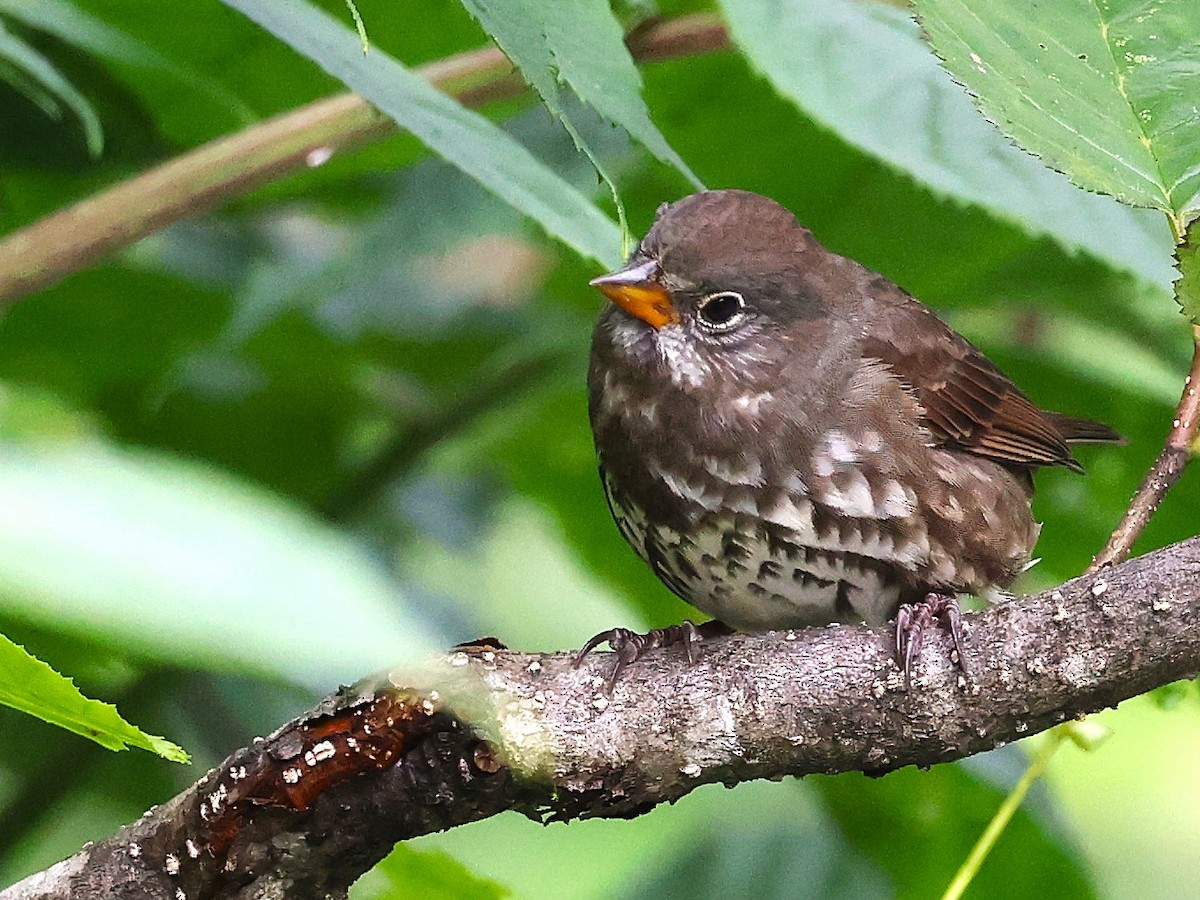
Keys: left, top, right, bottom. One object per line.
{"left": 4, "top": 536, "right": 1198, "bottom": 900}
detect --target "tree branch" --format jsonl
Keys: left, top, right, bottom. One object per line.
{"left": 4, "top": 536, "right": 1199, "bottom": 900}
{"left": 0, "top": 13, "right": 728, "bottom": 306}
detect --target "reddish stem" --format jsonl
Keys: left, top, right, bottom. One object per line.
{"left": 1091, "top": 324, "right": 1200, "bottom": 570}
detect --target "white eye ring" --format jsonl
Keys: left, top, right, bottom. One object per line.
{"left": 695, "top": 291, "right": 747, "bottom": 332}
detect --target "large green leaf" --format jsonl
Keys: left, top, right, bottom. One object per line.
{"left": 915, "top": 0, "right": 1200, "bottom": 227}
{"left": 718, "top": 0, "right": 1174, "bottom": 286}
{"left": 220, "top": 0, "right": 623, "bottom": 268}
{"left": 459, "top": 0, "right": 700, "bottom": 189}
{"left": 0, "top": 632, "right": 186, "bottom": 761}
{"left": 0, "top": 444, "right": 430, "bottom": 686}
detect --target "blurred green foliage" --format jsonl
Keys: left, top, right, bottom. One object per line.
{"left": 0, "top": 0, "right": 1198, "bottom": 897}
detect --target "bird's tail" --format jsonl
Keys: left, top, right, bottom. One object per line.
{"left": 1045, "top": 412, "right": 1125, "bottom": 444}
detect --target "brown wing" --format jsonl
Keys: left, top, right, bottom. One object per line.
{"left": 860, "top": 298, "right": 1112, "bottom": 473}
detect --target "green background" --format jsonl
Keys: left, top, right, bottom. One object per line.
{"left": 0, "top": 0, "right": 1197, "bottom": 897}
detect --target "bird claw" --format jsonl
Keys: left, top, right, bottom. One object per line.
{"left": 894, "top": 593, "right": 968, "bottom": 688}
{"left": 574, "top": 620, "right": 728, "bottom": 691}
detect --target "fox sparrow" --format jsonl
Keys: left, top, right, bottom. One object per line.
{"left": 580, "top": 190, "right": 1120, "bottom": 685}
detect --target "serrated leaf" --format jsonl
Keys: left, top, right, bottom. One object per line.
{"left": 717, "top": 0, "right": 1174, "bottom": 287}
{"left": 460, "top": 0, "right": 701, "bottom": 189}
{"left": 0, "top": 444, "right": 433, "bottom": 687}
{"left": 915, "top": 0, "right": 1200, "bottom": 227}
{"left": 1177, "top": 217, "right": 1200, "bottom": 324}
{"left": 0, "top": 19, "right": 103, "bottom": 155}
{"left": 220, "top": 0, "right": 623, "bottom": 269}
{"left": 0, "top": 631, "right": 188, "bottom": 761}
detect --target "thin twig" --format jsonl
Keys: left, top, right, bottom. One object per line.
{"left": 1091, "top": 323, "right": 1200, "bottom": 570}
{"left": 0, "top": 13, "right": 728, "bottom": 306}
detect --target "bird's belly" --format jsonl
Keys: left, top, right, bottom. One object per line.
{"left": 604, "top": 470, "right": 908, "bottom": 628}
{"left": 646, "top": 516, "right": 904, "bottom": 630}
{"left": 600, "top": 454, "right": 1038, "bottom": 630}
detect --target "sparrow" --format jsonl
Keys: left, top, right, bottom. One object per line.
{"left": 579, "top": 189, "right": 1120, "bottom": 685}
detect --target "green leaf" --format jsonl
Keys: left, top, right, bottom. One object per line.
{"left": 0, "top": 631, "right": 187, "bottom": 761}
{"left": 219, "top": 0, "right": 623, "bottom": 268}
{"left": 353, "top": 845, "right": 510, "bottom": 900}
{"left": 1177, "top": 217, "right": 1200, "bottom": 324}
{"left": 459, "top": 0, "right": 701, "bottom": 188}
{"left": 0, "top": 19, "right": 103, "bottom": 155}
{"left": 914, "top": 0, "right": 1200, "bottom": 228}
{"left": 717, "top": 0, "right": 1174, "bottom": 286}
{"left": 0, "top": 443, "right": 432, "bottom": 687}
{"left": 0, "top": 0, "right": 257, "bottom": 127}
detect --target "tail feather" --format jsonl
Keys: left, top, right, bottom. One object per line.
{"left": 1045, "top": 411, "right": 1125, "bottom": 445}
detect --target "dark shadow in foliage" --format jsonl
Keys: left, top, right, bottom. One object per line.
{"left": 620, "top": 814, "right": 892, "bottom": 900}
{"left": 813, "top": 759, "right": 1096, "bottom": 900}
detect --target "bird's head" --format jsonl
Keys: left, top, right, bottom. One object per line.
{"left": 591, "top": 190, "right": 830, "bottom": 390}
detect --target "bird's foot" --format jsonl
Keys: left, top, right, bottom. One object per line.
{"left": 574, "top": 620, "right": 731, "bottom": 690}
{"left": 894, "top": 592, "right": 968, "bottom": 688}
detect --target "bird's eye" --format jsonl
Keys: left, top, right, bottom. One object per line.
{"left": 695, "top": 291, "right": 747, "bottom": 332}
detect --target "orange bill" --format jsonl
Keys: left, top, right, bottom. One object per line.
{"left": 589, "top": 259, "right": 678, "bottom": 328}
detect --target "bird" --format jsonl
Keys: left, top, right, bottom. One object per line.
{"left": 579, "top": 189, "right": 1121, "bottom": 686}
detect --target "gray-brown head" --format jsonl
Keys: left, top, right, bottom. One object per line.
{"left": 590, "top": 190, "right": 854, "bottom": 393}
